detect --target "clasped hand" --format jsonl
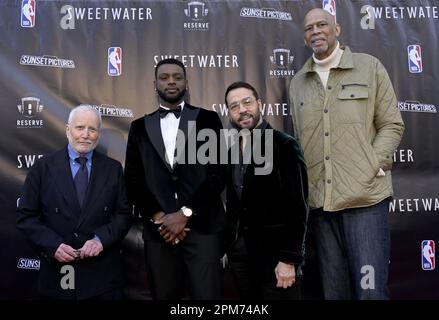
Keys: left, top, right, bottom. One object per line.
{"left": 54, "top": 239, "right": 103, "bottom": 263}
{"left": 152, "top": 211, "right": 190, "bottom": 245}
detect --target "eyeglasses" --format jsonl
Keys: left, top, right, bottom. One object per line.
{"left": 228, "top": 97, "right": 256, "bottom": 113}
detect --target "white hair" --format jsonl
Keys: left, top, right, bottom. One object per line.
{"left": 67, "top": 104, "right": 102, "bottom": 128}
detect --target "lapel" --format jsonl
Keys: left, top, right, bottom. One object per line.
{"left": 245, "top": 121, "right": 271, "bottom": 178}
{"left": 77, "top": 151, "right": 108, "bottom": 228}
{"left": 174, "top": 103, "right": 200, "bottom": 166}
{"left": 50, "top": 148, "right": 81, "bottom": 218}
{"left": 144, "top": 111, "right": 173, "bottom": 172}
{"left": 144, "top": 104, "right": 200, "bottom": 171}
{"left": 233, "top": 121, "right": 271, "bottom": 197}
{"left": 229, "top": 132, "right": 249, "bottom": 198}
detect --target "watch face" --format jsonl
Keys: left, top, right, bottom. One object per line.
{"left": 183, "top": 207, "right": 192, "bottom": 217}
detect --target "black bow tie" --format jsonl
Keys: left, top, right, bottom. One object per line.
{"left": 159, "top": 106, "right": 182, "bottom": 119}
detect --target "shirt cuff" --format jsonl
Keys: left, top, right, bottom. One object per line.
{"left": 376, "top": 168, "right": 386, "bottom": 177}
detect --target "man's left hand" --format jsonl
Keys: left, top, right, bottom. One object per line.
{"left": 79, "top": 239, "right": 103, "bottom": 259}
{"left": 156, "top": 211, "right": 189, "bottom": 244}
{"left": 275, "top": 261, "right": 296, "bottom": 288}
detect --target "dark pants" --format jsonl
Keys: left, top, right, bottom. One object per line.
{"left": 228, "top": 235, "right": 301, "bottom": 300}
{"left": 311, "top": 198, "right": 390, "bottom": 300}
{"left": 145, "top": 230, "right": 221, "bottom": 300}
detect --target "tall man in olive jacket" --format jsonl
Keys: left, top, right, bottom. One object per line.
{"left": 289, "top": 9, "right": 404, "bottom": 299}
{"left": 225, "top": 81, "right": 308, "bottom": 299}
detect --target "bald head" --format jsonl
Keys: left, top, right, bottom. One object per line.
{"left": 303, "top": 8, "right": 341, "bottom": 59}
{"left": 304, "top": 8, "right": 337, "bottom": 28}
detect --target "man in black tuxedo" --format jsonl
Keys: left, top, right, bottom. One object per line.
{"left": 124, "top": 58, "right": 225, "bottom": 300}
{"left": 224, "top": 82, "right": 309, "bottom": 299}
{"left": 17, "top": 105, "right": 132, "bottom": 300}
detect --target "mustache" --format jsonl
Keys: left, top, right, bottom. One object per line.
{"left": 238, "top": 113, "right": 253, "bottom": 121}
{"left": 157, "top": 87, "right": 186, "bottom": 103}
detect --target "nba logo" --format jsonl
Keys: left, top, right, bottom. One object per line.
{"left": 20, "top": 0, "right": 36, "bottom": 28}
{"left": 407, "top": 45, "right": 423, "bottom": 73}
{"left": 323, "top": 0, "right": 336, "bottom": 17}
{"left": 422, "top": 240, "right": 435, "bottom": 271}
{"left": 108, "top": 47, "right": 122, "bottom": 76}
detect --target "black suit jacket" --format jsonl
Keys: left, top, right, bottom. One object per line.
{"left": 124, "top": 103, "right": 226, "bottom": 240}
{"left": 226, "top": 123, "right": 309, "bottom": 268}
{"left": 17, "top": 148, "right": 132, "bottom": 299}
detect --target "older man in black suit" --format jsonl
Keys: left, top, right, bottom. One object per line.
{"left": 17, "top": 105, "right": 132, "bottom": 300}
{"left": 224, "top": 81, "right": 308, "bottom": 300}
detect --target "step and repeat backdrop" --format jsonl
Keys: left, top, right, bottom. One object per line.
{"left": 0, "top": 0, "right": 438, "bottom": 299}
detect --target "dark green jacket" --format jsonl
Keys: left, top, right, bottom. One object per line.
{"left": 226, "top": 122, "right": 308, "bottom": 267}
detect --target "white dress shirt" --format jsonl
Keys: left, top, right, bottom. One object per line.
{"left": 160, "top": 102, "right": 184, "bottom": 167}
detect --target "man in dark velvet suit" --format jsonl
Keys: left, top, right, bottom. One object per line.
{"left": 124, "top": 58, "right": 226, "bottom": 300}
{"left": 224, "top": 82, "right": 309, "bottom": 299}
{"left": 17, "top": 105, "right": 132, "bottom": 300}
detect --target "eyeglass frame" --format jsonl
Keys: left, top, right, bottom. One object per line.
{"left": 228, "top": 96, "right": 258, "bottom": 114}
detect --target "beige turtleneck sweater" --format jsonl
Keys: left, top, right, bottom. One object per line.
{"left": 312, "top": 41, "right": 344, "bottom": 89}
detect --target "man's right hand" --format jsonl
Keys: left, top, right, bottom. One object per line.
{"left": 151, "top": 211, "right": 165, "bottom": 224}
{"left": 153, "top": 211, "right": 190, "bottom": 245}
{"left": 54, "top": 243, "right": 77, "bottom": 263}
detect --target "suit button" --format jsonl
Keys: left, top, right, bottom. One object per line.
{"left": 325, "top": 156, "right": 330, "bottom": 160}
{"left": 171, "top": 175, "right": 178, "bottom": 182}
{"left": 327, "top": 179, "right": 332, "bottom": 184}
{"left": 350, "top": 94, "right": 355, "bottom": 98}
{"left": 300, "top": 102, "right": 304, "bottom": 106}
{"left": 327, "top": 85, "right": 332, "bottom": 90}
{"left": 324, "top": 109, "right": 328, "bottom": 113}
{"left": 325, "top": 132, "right": 329, "bottom": 136}
{"left": 74, "top": 233, "right": 79, "bottom": 238}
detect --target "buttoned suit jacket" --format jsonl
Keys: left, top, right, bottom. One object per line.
{"left": 17, "top": 147, "right": 132, "bottom": 299}
{"left": 124, "top": 103, "right": 226, "bottom": 240}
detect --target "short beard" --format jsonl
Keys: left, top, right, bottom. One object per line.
{"left": 157, "top": 88, "right": 186, "bottom": 104}
{"left": 231, "top": 112, "right": 261, "bottom": 131}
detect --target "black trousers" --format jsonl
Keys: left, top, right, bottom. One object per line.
{"left": 145, "top": 230, "right": 221, "bottom": 300}
{"left": 228, "top": 235, "right": 302, "bottom": 300}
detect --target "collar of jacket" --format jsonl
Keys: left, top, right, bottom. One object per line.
{"left": 298, "top": 45, "right": 355, "bottom": 76}
{"left": 231, "top": 120, "right": 270, "bottom": 147}
{"left": 240, "top": 119, "right": 269, "bottom": 136}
